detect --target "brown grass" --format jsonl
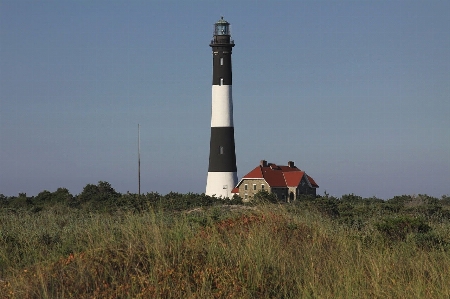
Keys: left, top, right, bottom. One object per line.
{"left": 1, "top": 205, "right": 449, "bottom": 298}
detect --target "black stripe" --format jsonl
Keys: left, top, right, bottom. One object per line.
{"left": 208, "top": 127, "right": 237, "bottom": 172}
{"left": 212, "top": 49, "right": 232, "bottom": 85}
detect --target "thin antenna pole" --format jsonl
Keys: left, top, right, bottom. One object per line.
{"left": 138, "top": 124, "right": 141, "bottom": 196}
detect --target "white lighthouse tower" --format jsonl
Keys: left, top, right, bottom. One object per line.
{"left": 205, "top": 17, "right": 238, "bottom": 198}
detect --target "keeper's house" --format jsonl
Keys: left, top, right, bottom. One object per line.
{"left": 232, "top": 160, "right": 318, "bottom": 202}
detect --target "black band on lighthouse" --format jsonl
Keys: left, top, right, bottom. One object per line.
{"left": 208, "top": 127, "right": 237, "bottom": 172}
{"left": 212, "top": 51, "right": 232, "bottom": 85}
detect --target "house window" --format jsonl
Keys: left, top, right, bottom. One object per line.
{"left": 244, "top": 194, "right": 248, "bottom": 199}
{"left": 220, "top": 57, "right": 223, "bottom": 65}
{"left": 244, "top": 184, "right": 248, "bottom": 191}
{"left": 253, "top": 184, "right": 256, "bottom": 191}
{"left": 219, "top": 146, "right": 224, "bottom": 154}
{"left": 261, "top": 184, "right": 265, "bottom": 190}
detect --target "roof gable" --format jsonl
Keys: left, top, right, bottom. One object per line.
{"left": 307, "top": 175, "right": 319, "bottom": 188}
{"left": 283, "top": 171, "right": 305, "bottom": 187}
{"left": 242, "top": 166, "right": 264, "bottom": 179}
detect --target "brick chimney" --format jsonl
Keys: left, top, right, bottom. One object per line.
{"left": 288, "top": 161, "right": 295, "bottom": 168}
{"left": 260, "top": 160, "right": 267, "bottom": 167}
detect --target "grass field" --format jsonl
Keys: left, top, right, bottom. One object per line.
{"left": 1, "top": 192, "right": 450, "bottom": 298}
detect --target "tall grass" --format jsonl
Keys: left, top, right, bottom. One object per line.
{"left": 1, "top": 204, "right": 449, "bottom": 298}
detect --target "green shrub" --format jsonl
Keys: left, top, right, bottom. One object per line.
{"left": 388, "top": 195, "right": 412, "bottom": 205}
{"left": 375, "top": 216, "right": 431, "bottom": 242}
{"left": 314, "top": 197, "right": 340, "bottom": 218}
{"left": 340, "top": 193, "right": 363, "bottom": 202}
{"left": 296, "top": 194, "right": 316, "bottom": 201}
{"left": 441, "top": 195, "right": 450, "bottom": 206}
{"left": 77, "top": 181, "right": 119, "bottom": 203}
{"left": 250, "top": 190, "right": 278, "bottom": 204}
{"left": 413, "top": 232, "right": 448, "bottom": 250}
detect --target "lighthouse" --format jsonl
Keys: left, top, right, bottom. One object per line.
{"left": 206, "top": 17, "right": 237, "bottom": 198}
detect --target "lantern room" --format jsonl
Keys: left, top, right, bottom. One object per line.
{"left": 214, "top": 17, "right": 230, "bottom": 36}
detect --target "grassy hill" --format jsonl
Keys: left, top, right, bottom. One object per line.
{"left": 1, "top": 187, "right": 450, "bottom": 298}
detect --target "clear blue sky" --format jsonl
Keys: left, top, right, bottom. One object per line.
{"left": 1, "top": 0, "right": 449, "bottom": 199}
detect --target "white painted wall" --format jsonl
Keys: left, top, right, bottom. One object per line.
{"left": 206, "top": 171, "right": 238, "bottom": 198}
{"left": 211, "top": 85, "right": 233, "bottom": 127}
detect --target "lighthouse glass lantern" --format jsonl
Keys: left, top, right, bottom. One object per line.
{"left": 214, "top": 17, "right": 230, "bottom": 35}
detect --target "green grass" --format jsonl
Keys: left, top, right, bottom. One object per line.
{"left": 1, "top": 195, "right": 450, "bottom": 298}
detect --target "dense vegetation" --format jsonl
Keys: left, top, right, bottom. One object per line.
{"left": 1, "top": 182, "right": 450, "bottom": 298}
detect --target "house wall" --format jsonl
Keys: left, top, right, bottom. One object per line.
{"left": 237, "top": 179, "right": 268, "bottom": 201}
{"left": 296, "top": 176, "right": 317, "bottom": 197}
{"left": 286, "top": 177, "right": 317, "bottom": 201}
{"left": 237, "top": 176, "right": 316, "bottom": 202}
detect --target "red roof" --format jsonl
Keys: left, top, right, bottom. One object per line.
{"left": 283, "top": 171, "right": 305, "bottom": 187}
{"left": 242, "top": 166, "right": 264, "bottom": 179}
{"left": 307, "top": 175, "right": 319, "bottom": 188}
{"left": 236, "top": 161, "right": 319, "bottom": 189}
{"left": 261, "top": 166, "right": 286, "bottom": 187}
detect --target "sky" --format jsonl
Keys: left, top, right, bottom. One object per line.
{"left": 1, "top": 0, "right": 449, "bottom": 199}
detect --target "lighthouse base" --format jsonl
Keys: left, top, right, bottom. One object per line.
{"left": 206, "top": 171, "right": 237, "bottom": 198}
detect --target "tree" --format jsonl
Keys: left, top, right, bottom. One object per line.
{"left": 35, "top": 190, "right": 52, "bottom": 202}
{"left": 78, "top": 181, "right": 119, "bottom": 202}
{"left": 53, "top": 188, "right": 73, "bottom": 202}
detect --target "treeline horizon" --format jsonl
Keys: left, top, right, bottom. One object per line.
{"left": 2, "top": 180, "right": 450, "bottom": 199}
{"left": 1, "top": 180, "right": 450, "bottom": 205}
{"left": 1, "top": 180, "right": 450, "bottom": 216}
